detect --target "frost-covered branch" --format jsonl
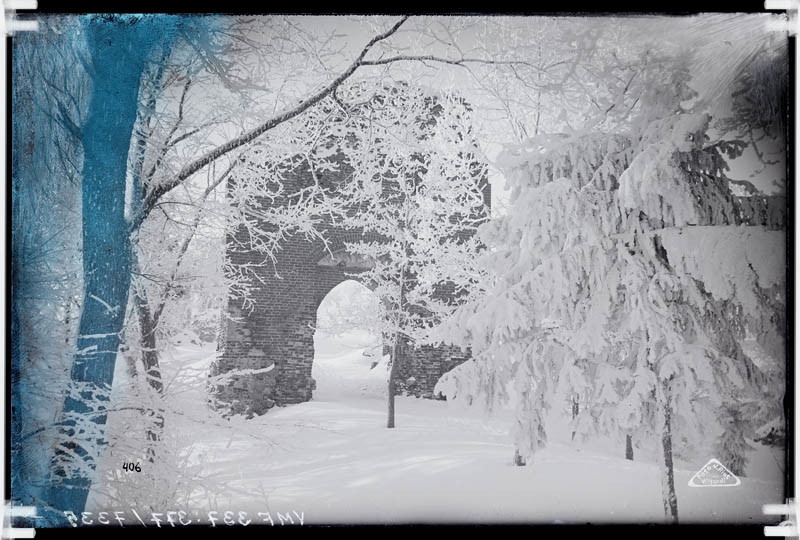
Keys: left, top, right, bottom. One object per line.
{"left": 136, "top": 16, "right": 411, "bottom": 227}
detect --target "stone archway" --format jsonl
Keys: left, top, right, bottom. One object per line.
{"left": 211, "top": 161, "right": 484, "bottom": 416}
{"left": 211, "top": 181, "right": 488, "bottom": 417}
{"left": 211, "top": 224, "right": 377, "bottom": 416}
{"left": 209, "top": 86, "right": 491, "bottom": 418}
{"left": 211, "top": 207, "right": 478, "bottom": 418}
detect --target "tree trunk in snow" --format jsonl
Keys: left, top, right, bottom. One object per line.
{"left": 387, "top": 263, "right": 407, "bottom": 429}
{"left": 46, "top": 15, "right": 176, "bottom": 520}
{"left": 571, "top": 394, "right": 579, "bottom": 441}
{"left": 626, "top": 434, "right": 634, "bottom": 461}
{"left": 513, "top": 449, "right": 526, "bottom": 466}
{"left": 133, "top": 286, "right": 165, "bottom": 462}
{"left": 134, "top": 289, "right": 164, "bottom": 394}
{"left": 387, "top": 336, "right": 400, "bottom": 429}
{"left": 660, "top": 379, "right": 679, "bottom": 523}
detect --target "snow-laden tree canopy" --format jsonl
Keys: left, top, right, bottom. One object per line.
{"left": 436, "top": 50, "right": 785, "bottom": 522}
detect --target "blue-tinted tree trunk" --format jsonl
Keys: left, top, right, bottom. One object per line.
{"left": 46, "top": 15, "right": 177, "bottom": 521}
{"left": 10, "top": 273, "right": 26, "bottom": 503}
{"left": 10, "top": 46, "right": 30, "bottom": 507}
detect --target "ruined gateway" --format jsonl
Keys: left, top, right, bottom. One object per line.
{"left": 210, "top": 84, "right": 492, "bottom": 417}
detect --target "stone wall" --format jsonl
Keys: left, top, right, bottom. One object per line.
{"left": 394, "top": 340, "right": 470, "bottom": 399}
{"left": 210, "top": 151, "right": 491, "bottom": 417}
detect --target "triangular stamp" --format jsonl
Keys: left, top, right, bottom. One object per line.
{"left": 688, "top": 458, "right": 741, "bottom": 487}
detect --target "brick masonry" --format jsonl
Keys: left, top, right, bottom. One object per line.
{"left": 210, "top": 128, "right": 491, "bottom": 417}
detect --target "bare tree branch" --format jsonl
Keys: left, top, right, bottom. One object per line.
{"left": 361, "top": 55, "right": 538, "bottom": 69}
{"left": 135, "top": 16, "right": 410, "bottom": 230}
{"left": 151, "top": 160, "right": 238, "bottom": 326}
{"left": 143, "top": 76, "right": 194, "bottom": 184}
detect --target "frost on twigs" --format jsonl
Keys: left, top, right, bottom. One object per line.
{"left": 443, "top": 50, "right": 785, "bottom": 491}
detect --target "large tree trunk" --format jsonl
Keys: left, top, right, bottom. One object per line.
{"left": 46, "top": 15, "right": 174, "bottom": 519}
{"left": 660, "top": 379, "right": 679, "bottom": 523}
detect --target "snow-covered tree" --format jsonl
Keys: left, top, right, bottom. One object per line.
{"left": 17, "top": 15, "right": 515, "bottom": 520}
{"left": 439, "top": 46, "right": 785, "bottom": 523}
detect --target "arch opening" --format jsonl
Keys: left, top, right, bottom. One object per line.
{"left": 312, "top": 280, "right": 388, "bottom": 402}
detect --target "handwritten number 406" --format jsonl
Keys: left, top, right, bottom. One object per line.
{"left": 122, "top": 462, "right": 141, "bottom": 472}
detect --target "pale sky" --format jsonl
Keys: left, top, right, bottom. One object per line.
{"left": 180, "top": 14, "right": 787, "bottom": 215}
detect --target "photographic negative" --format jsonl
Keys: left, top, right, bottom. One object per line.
{"left": 10, "top": 12, "right": 790, "bottom": 528}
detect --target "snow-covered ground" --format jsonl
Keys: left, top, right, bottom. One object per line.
{"left": 91, "top": 326, "right": 784, "bottom": 526}
{"left": 91, "top": 278, "right": 784, "bottom": 525}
